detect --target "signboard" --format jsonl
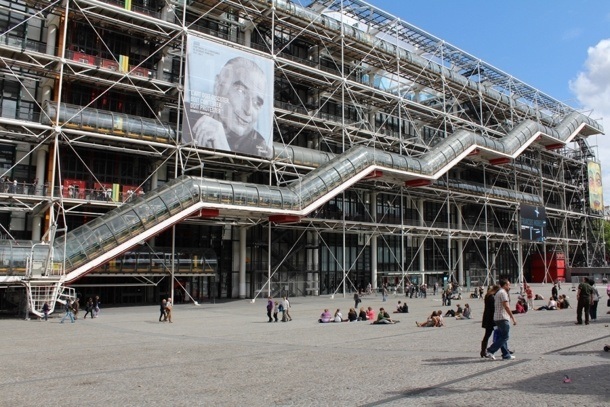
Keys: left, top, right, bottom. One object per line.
{"left": 587, "top": 161, "right": 603, "bottom": 211}
{"left": 182, "top": 36, "right": 274, "bottom": 159}
{"left": 520, "top": 204, "right": 546, "bottom": 242}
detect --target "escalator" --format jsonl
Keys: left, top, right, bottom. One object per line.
{"left": 38, "top": 111, "right": 609, "bottom": 281}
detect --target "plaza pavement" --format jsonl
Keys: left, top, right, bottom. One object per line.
{"left": 1, "top": 284, "right": 609, "bottom": 407}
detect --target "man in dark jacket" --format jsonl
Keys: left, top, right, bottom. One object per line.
{"left": 575, "top": 277, "right": 593, "bottom": 325}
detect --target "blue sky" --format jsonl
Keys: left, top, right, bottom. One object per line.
{"left": 369, "top": 0, "right": 609, "bottom": 103}
{"left": 319, "top": 1, "right": 610, "bottom": 202}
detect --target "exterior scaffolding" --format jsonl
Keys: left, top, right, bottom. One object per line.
{"left": 0, "top": 0, "right": 605, "bottom": 314}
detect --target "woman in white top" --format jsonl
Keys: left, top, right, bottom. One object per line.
{"left": 536, "top": 298, "right": 557, "bottom": 310}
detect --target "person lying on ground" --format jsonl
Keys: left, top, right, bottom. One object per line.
{"left": 416, "top": 311, "right": 441, "bottom": 327}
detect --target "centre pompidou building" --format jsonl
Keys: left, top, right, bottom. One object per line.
{"left": 0, "top": 0, "right": 604, "bottom": 315}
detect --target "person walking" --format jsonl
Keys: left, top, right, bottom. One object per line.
{"left": 480, "top": 285, "right": 500, "bottom": 357}
{"left": 159, "top": 298, "right": 167, "bottom": 322}
{"left": 354, "top": 292, "right": 361, "bottom": 309}
{"left": 273, "top": 301, "right": 279, "bottom": 322}
{"left": 485, "top": 279, "right": 516, "bottom": 360}
{"left": 93, "top": 296, "right": 100, "bottom": 318}
{"left": 165, "top": 298, "right": 173, "bottom": 323}
{"left": 83, "top": 298, "right": 94, "bottom": 319}
{"left": 41, "top": 302, "right": 50, "bottom": 321}
{"left": 72, "top": 297, "right": 79, "bottom": 320}
{"left": 266, "top": 296, "right": 273, "bottom": 322}
{"left": 576, "top": 277, "right": 593, "bottom": 325}
{"left": 282, "top": 296, "right": 292, "bottom": 321}
{"left": 60, "top": 300, "right": 75, "bottom": 323}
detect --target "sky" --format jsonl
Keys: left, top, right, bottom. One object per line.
{"left": 330, "top": 0, "right": 610, "bottom": 203}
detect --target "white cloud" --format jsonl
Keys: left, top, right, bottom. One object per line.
{"left": 570, "top": 39, "right": 610, "bottom": 205}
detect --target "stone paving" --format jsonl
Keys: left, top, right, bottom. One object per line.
{"left": 1, "top": 284, "right": 609, "bottom": 406}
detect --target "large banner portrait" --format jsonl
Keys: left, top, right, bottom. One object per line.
{"left": 587, "top": 161, "right": 603, "bottom": 211}
{"left": 182, "top": 36, "right": 274, "bottom": 159}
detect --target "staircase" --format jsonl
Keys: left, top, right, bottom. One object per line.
{"left": 23, "top": 243, "right": 74, "bottom": 317}
{"left": 26, "top": 280, "right": 75, "bottom": 317}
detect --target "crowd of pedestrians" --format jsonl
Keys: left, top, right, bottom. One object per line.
{"left": 56, "top": 295, "right": 101, "bottom": 323}
{"left": 266, "top": 296, "right": 292, "bottom": 322}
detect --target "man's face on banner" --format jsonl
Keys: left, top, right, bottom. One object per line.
{"left": 216, "top": 59, "right": 266, "bottom": 138}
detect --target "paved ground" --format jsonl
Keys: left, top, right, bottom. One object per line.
{"left": 1, "top": 284, "right": 609, "bottom": 407}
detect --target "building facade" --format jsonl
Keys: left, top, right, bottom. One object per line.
{"left": 0, "top": 0, "right": 605, "bottom": 312}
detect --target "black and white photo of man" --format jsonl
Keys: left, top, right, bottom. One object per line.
{"left": 183, "top": 37, "right": 273, "bottom": 158}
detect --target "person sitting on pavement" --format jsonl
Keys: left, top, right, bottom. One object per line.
{"left": 318, "top": 309, "right": 332, "bottom": 323}
{"left": 358, "top": 307, "right": 368, "bottom": 321}
{"left": 437, "top": 310, "right": 445, "bottom": 326}
{"left": 557, "top": 294, "right": 571, "bottom": 309}
{"left": 513, "top": 298, "right": 527, "bottom": 314}
{"left": 366, "top": 306, "right": 376, "bottom": 321}
{"left": 393, "top": 301, "right": 409, "bottom": 313}
{"left": 333, "top": 308, "right": 343, "bottom": 322}
{"left": 445, "top": 304, "right": 463, "bottom": 317}
{"left": 372, "top": 307, "right": 398, "bottom": 324}
{"left": 536, "top": 298, "right": 558, "bottom": 311}
{"left": 457, "top": 303, "right": 472, "bottom": 319}
{"left": 347, "top": 307, "right": 358, "bottom": 322}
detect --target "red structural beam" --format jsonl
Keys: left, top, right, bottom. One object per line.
{"left": 269, "top": 215, "right": 301, "bottom": 224}
{"left": 405, "top": 179, "right": 432, "bottom": 188}
{"left": 545, "top": 143, "right": 564, "bottom": 150}
{"left": 198, "top": 209, "right": 219, "bottom": 218}
{"left": 467, "top": 148, "right": 480, "bottom": 156}
{"left": 489, "top": 157, "right": 511, "bottom": 166}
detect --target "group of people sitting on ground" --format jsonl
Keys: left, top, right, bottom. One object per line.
{"left": 535, "top": 294, "right": 571, "bottom": 311}
{"left": 318, "top": 306, "right": 399, "bottom": 324}
{"left": 443, "top": 303, "right": 471, "bottom": 319}
{"left": 415, "top": 310, "right": 444, "bottom": 327}
{"left": 513, "top": 297, "right": 529, "bottom": 314}
{"left": 557, "top": 294, "right": 571, "bottom": 309}
{"left": 393, "top": 301, "right": 409, "bottom": 313}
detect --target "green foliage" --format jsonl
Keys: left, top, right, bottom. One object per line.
{"left": 604, "top": 221, "right": 610, "bottom": 254}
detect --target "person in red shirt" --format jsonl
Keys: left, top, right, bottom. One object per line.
{"left": 366, "top": 306, "right": 376, "bottom": 321}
